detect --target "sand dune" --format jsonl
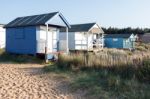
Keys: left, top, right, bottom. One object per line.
{"left": 0, "top": 63, "right": 83, "bottom": 99}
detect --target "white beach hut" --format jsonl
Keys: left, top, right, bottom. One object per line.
{"left": 60, "top": 23, "right": 104, "bottom": 51}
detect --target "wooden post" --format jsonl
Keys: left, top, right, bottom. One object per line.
{"left": 102, "top": 33, "right": 104, "bottom": 49}
{"left": 45, "top": 24, "right": 49, "bottom": 63}
{"left": 87, "top": 32, "right": 89, "bottom": 51}
{"left": 52, "top": 29, "right": 53, "bottom": 52}
{"left": 92, "top": 32, "right": 94, "bottom": 50}
{"left": 86, "top": 32, "right": 89, "bottom": 66}
{"left": 66, "top": 27, "right": 69, "bottom": 54}
{"left": 98, "top": 33, "right": 100, "bottom": 49}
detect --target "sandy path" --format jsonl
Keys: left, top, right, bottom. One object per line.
{"left": 0, "top": 63, "right": 84, "bottom": 99}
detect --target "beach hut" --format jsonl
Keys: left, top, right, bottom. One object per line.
{"left": 5, "top": 12, "right": 70, "bottom": 58}
{"left": 104, "top": 34, "right": 136, "bottom": 49}
{"left": 60, "top": 23, "right": 104, "bottom": 51}
{"left": 0, "top": 24, "right": 5, "bottom": 48}
{"left": 138, "top": 33, "right": 150, "bottom": 43}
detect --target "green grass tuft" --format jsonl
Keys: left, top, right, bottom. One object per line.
{"left": 0, "top": 49, "right": 44, "bottom": 64}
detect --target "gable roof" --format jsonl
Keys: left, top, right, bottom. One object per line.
{"left": 5, "top": 12, "right": 70, "bottom": 28}
{"left": 60, "top": 23, "right": 97, "bottom": 32}
{"left": 104, "top": 34, "right": 133, "bottom": 38}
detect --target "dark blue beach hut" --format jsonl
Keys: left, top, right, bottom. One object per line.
{"left": 5, "top": 12, "right": 70, "bottom": 56}
{"left": 104, "top": 34, "right": 136, "bottom": 49}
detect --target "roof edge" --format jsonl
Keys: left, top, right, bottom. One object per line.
{"left": 71, "top": 22, "right": 96, "bottom": 26}
{"left": 5, "top": 12, "right": 59, "bottom": 28}
{"left": 58, "top": 12, "right": 71, "bottom": 28}
{"left": 17, "top": 12, "right": 58, "bottom": 19}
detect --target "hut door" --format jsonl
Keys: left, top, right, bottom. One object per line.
{"left": 47, "top": 29, "right": 58, "bottom": 53}
{"left": 123, "top": 39, "right": 130, "bottom": 48}
{"left": 36, "top": 28, "right": 58, "bottom": 54}
{"left": 51, "top": 29, "right": 58, "bottom": 52}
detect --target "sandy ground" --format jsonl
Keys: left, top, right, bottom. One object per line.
{"left": 0, "top": 63, "right": 84, "bottom": 99}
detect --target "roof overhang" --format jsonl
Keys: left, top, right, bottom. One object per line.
{"left": 45, "top": 12, "right": 71, "bottom": 28}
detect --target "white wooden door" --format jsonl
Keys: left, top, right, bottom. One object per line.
{"left": 36, "top": 28, "right": 58, "bottom": 53}
{"left": 51, "top": 29, "right": 58, "bottom": 52}
{"left": 47, "top": 29, "right": 59, "bottom": 53}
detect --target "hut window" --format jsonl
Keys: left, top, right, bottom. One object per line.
{"left": 113, "top": 38, "right": 118, "bottom": 41}
{"left": 15, "top": 28, "right": 25, "bottom": 39}
{"left": 93, "top": 34, "right": 97, "bottom": 39}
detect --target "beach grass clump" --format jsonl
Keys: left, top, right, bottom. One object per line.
{"left": 0, "top": 49, "right": 43, "bottom": 64}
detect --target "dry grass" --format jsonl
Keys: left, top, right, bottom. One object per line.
{"left": 57, "top": 47, "right": 150, "bottom": 69}
{"left": 44, "top": 43, "right": 150, "bottom": 99}
{"left": 56, "top": 43, "right": 150, "bottom": 83}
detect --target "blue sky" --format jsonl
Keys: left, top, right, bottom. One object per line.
{"left": 0, "top": 0, "right": 150, "bottom": 28}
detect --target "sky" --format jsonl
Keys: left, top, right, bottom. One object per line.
{"left": 0, "top": 0, "right": 150, "bottom": 28}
